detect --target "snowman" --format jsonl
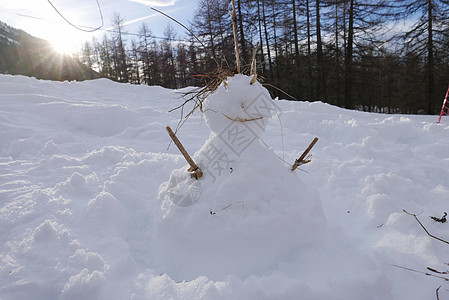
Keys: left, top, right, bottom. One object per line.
{"left": 159, "top": 74, "right": 276, "bottom": 211}
{"left": 158, "top": 73, "right": 324, "bottom": 221}
{"left": 154, "top": 74, "right": 327, "bottom": 280}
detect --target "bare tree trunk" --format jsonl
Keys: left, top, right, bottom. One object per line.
{"left": 316, "top": 0, "right": 325, "bottom": 101}
{"left": 292, "top": 0, "right": 301, "bottom": 95}
{"left": 344, "top": 0, "right": 354, "bottom": 109}
{"left": 343, "top": 0, "right": 347, "bottom": 55}
{"left": 237, "top": 0, "right": 247, "bottom": 64}
{"left": 335, "top": 1, "right": 342, "bottom": 107}
{"left": 271, "top": 1, "right": 279, "bottom": 78}
{"left": 306, "top": 0, "right": 312, "bottom": 100}
{"left": 262, "top": 0, "right": 274, "bottom": 79}
{"left": 257, "top": 0, "right": 266, "bottom": 73}
{"left": 138, "top": 23, "right": 151, "bottom": 85}
{"left": 206, "top": 1, "right": 217, "bottom": 68}
{"left": 427, "top": 0, "right": 434, "bottom": 114}
{"left": 335, "top": 3, "right": 338, "bottom": 58}
{"left": 112, "top": 13, "right": 129, "bottom": 83}
{"left": 131, "top": 40, "right": 140, "bottom": 84}
{"left": 292, "top": 0, "right": 299, "bottom": 66}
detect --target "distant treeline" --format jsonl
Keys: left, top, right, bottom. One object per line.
{"left": 76, "top": 0, "right": 449, "bottom": 114}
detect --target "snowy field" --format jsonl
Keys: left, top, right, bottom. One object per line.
{"left": 1, "top": 74, "right": 449, "bottom": 299}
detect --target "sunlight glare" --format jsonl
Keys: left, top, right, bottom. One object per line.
{"left": 47, "top": 26, "right": 85, "bottom": 55}
{"left": 51, "top": 36, "right": 80, "bottom": 55}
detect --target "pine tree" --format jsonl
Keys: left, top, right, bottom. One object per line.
{"left": 397, "top": 0, "right": 449, "bottom": 114}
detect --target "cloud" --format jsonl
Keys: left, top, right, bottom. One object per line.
{"left": 103, "top": 7, "right": 182, "bottom": 31}
{"left": 102, "top": 13, "right": 157, "bottom": 31}
{"left": 129, "top": 0, "right": 176, "bottom": 6}
{"left": 123, "top": 13, "right": 159, "bottom": 26}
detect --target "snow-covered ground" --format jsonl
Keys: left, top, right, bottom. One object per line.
{"left": 1, "top": 74, "right": 449, "bottom": 299}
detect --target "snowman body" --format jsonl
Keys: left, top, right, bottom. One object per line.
{"left": 155, "top": 75, "right": 326, "bottom": 281}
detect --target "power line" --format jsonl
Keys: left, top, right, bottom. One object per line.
{"left": 46, "top": 0, "right": 104, "bottom": 32}
{"left": 0, "top": 8, "right": 194, "bottom": 43}
{"left": 103, "top": 27, "right": 193, "bottom": 43}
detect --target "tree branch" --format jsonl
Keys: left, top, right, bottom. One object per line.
{"left": 403, "top": 210, "right": 449, "bottom": 245}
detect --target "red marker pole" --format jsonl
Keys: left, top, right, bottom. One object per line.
{"left": 437, "top": 84, "right": 449, "bottom": 124}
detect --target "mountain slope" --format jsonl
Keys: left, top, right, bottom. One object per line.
{"left": 0, "top": 20, "right": 98, "bottom": 81}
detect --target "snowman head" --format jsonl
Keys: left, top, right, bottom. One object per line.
{"left": 203, "top": 74, "right": 275, "bottom": 140}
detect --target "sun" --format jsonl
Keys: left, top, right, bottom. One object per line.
{"left": 44, "top": 25, "right": 85, "bottom": 55}
{"left": 50, "top": 35, "right": 81, "bottom": 55}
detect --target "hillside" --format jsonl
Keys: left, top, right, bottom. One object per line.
{"left": 0, "top": 20, "right": 97, "bottom": 81}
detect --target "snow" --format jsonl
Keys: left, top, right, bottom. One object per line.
{"left": 1, "top": 74, "right": 449, "bottom": 299}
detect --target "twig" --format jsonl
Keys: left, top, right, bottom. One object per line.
{"left": 263, "top": 83, "right": 297, "bottom": 100}
{"left": 436, "top": 285, "right": 441, "bottom": 300}
{"left": 292, "top": 137, "right": 319, "bottom": 171}
{"left": 210, "top": 201, "right": 244, "bottom": 215}
{"left": 168, "top": 70, "right": 232, "bottom": 136}
{"left": 403, "top": 210, "right": 449, "bottom": 245}
{"left": 151, "top": 7, "right": 219, "bottom": 69}
{"left": 222, "top": 113, "right": 263, "bottom": 122}
{"left": 428, "top": 267, "right": 448, "bottom": 275}
{"left": 430, "top": 212, "right": 447, "bottom": 223}
{"left": 250, "top": 42, "right": 259, "bottom": 84}
{"left": 391, "top": 264, "right": 449, "bottom": 281}
{"left": 250, "top": 42, "right": 259, "bottom": 76}
{"left": 269, "top": 97, "right": 285, "bottom": 161}
{"left": 166, "top": 125, "right": 203, "bottom": 179}
{"left": 258, "top": 137, "right": 293, "bottom": 167}
{"left": 230, "top": 0, "right": 241, "bottom": 73}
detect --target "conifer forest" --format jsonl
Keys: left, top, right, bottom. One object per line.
{"left": 75, "top": 0, "right": 449, "bottom": 114}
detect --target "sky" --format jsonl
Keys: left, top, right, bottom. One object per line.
{"left": 0, "top": 0, "right": 199, "bottom": 54}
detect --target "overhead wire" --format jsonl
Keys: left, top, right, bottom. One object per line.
{"left": 0, "top": 8, "right": 194, "bottom": 43}
{"left": 47, "top": 0, "right": 104, "bottom": 32}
